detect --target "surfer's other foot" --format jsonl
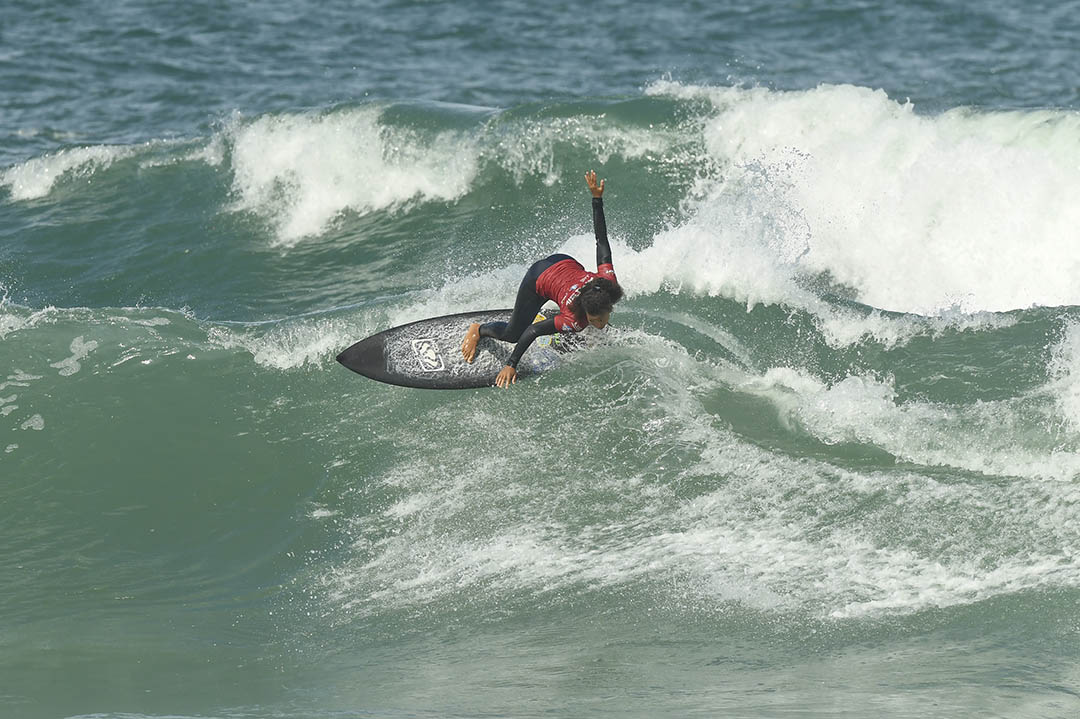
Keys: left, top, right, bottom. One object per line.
{"left": 461, "top": 323, "right": 481, "bottom": 363}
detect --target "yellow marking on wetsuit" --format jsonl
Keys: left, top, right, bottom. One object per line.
{"left": 533, "top": 312, "right": 555, "bottom": 348}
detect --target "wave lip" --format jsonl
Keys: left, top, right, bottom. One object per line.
{"left": 1, "top": 145, "right": 138, "bottom": 200}
{"left": 226, "top": 107, "right": 480, "bottom": 246}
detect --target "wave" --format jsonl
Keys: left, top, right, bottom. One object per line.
{"left": 647, "top": 81, "right": 1080, "bottom": 315}
{"left": 1, "top": 97, "right": 691, "bottom": 249}
{"left": 1, "top": 144, "right": 142, "bottom": 201}
{"left": 3, "top": 295, "right": 1078, "bottom": 627}
{"left": 7, "top": 281, "right": 1077, "bottom": 492}
{"left": 225, "top": 106, "right": 481, "bottom": 246}
{"left": 223, "top": 98, "right": 695, "bottom": 246}
{"left": 202, "top": 84, "right": 1061, "bottom": 321}
{"left": 9, "top": 83, "right": 1080, "bottom": 320}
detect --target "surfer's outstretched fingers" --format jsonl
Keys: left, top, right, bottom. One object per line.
{"left": 461, "top": 323, "right": 481, "bottom": 363}
{"left": 585, "top": 170, "right": 604, "bottom": 197}
{"left": 495, "top": 365, "right": 517, "bottom": 388}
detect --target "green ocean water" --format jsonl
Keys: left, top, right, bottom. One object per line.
{"left": 3, "top": 2, "right": 1080, "bottom": 718}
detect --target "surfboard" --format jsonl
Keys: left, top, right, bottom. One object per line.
{"left": 336, "top": 309, "right": 571, "bottom": 389}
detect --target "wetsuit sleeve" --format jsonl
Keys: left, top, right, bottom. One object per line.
{"left": 505, "top": 317, "right": 558, "bottom": 370}
{"left": 593, "top": 197, "right": 612, "bottom": 268}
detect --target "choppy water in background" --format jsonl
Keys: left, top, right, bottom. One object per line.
{"left": 3, "top": 1, "right": 1080, "bottom": 717}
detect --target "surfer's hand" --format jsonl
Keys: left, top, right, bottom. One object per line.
{"left": 585, "top": 170, "right": 604, "bottom": 198}
{"left": 495, "top": 365, "right": 517, "bottom": 388}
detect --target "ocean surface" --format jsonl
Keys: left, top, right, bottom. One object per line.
{"left": 3, "top": 1, "right": 1080, "bottom": 717}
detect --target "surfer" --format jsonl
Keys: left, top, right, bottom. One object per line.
{"left": 461, "top": 170, "right": 623, "bottom": 387}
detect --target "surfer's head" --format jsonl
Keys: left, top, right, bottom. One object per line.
{"left": 574, "top": 278, "right": 622, "bottom": 329}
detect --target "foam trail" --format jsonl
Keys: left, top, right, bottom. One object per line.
{"left": 208, "top": 315, "right": 373, "bottom": 371}
{"left": 320, "top": 367, "right": 1080, "bottom": 621}
{"left": 743, "top": 366, "right": 1080, "bottom": 481}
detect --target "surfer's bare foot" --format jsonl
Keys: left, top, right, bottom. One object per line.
{"left": 461, "top": 323, "right": 481, "bottom": 363}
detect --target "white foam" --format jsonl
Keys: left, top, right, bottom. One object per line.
{"left": 184, "top": 134, "right": 225, "bottom": 167}
{"left": 665, "top": 418, "right": 1080, "bottom": 618}
{"left": 0, "top": 300, "right": 57, "bottom": 339}
{"left": 331, "top": 327, "right": 1079, "bottom": 624}
{"left": 553, "top": 225, "right": 1014, "bottom": 349}
{"left": 1, "top": 145, "right": 137, "bottom": 200}
{"left": 384, "top": 493, "right": 437, "bottom": 520}
{"left": 209, "top": 311, "right": 387, "bottom": 370}
{"left": 20, "top": 414, "right": 44, "bottom": 431}
{"left": 50, "top": 336, "right": 99, "bottom": 377}
{"left": 815, "top": 306, "right": 1017, "bottom": 348}
{"left": 2, "top": 312, "right": 35, "bottom": 338}
{"left": 827, "top": 549, "right": 1078, "bottom": 618}
{"left": 0, "top": 369, "right": 43, "bottom": 392}
{"left": 1046, "top": 320, "right": 1080, "bottom": 432}
{"left": 322, "top": 389, "right": 1080, "bottom": 620}
{"left": 228, "top": 108, "right": 479, "bottom": 246}
{"left": 742, "top": 365, "right": 1080, "bottom": 481}
{"left": 104, "top": 313, "right": 175, "bottom": 329}
{"left": 647, "top": 81, "right": 1080, "bottom": 316}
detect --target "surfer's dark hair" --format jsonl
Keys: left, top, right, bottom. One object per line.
{"left": 571, "top": 278, "right": 623, "bottom": 324}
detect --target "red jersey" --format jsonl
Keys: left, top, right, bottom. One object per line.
{"left": 534, "top": 258, "right": 617, "bottom": 332}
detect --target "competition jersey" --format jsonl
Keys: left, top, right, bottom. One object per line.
{"left": 534, "top": 258, "right": 618, "bottom": 332}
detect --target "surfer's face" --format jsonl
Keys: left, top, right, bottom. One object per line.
{"left": 587, "top": 312, "right": 610, "bottom": 329}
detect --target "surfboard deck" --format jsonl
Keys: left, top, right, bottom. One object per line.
{"left": 336, "top": 309, "right": 571, "bottom": 389}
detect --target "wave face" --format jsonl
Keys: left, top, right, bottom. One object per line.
{"left": 3, "top": 2, "right": 1080, "bottom": 719}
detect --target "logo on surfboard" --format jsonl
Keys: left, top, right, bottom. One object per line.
{"left": 411, "top": 338, "right": 444, "bottom": 372}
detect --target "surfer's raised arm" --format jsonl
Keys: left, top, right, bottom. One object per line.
{"left": 586, "top": 171, "right": 617, "bottom": 287}
{"left": 461, "top": 169, "right": 624, "bottom": 389}
{"left": 586, "top": 170, "right": 614, "bottom": 272}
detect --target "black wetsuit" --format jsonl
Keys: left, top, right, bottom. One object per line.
{"left": 479, "top": 196, "right": 614, "bottom": 369}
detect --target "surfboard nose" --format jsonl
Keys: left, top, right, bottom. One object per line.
{"left": 337, "top": 334, "right": 386, "bottom": 379}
